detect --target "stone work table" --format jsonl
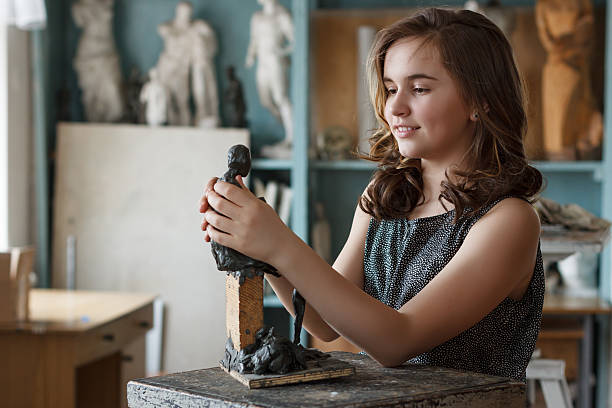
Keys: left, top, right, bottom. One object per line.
{"left": 127, "top": 351, "right": 524, "bottom": 407}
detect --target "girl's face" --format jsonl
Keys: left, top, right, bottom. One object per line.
{"left": 383, "top": 38, "right": 475, "bottom": 164}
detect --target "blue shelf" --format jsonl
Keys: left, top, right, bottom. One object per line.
{"left": 533, "top": 161, "right": 604, "bottom": 182}
{"left": 311, "top": 159, "right": 376, "bottom": 170}
{"left": 251, "top": 159, "right": 293, "bottom": 170}
{"left": 311, "top": 160, "right": 603, "bottom": 177}
{"left": 532, "top": 161, "right": 602, "bottom": 172}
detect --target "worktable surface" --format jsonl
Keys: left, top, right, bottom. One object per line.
{"left": 0, "top": 288, "right": 157, "bottom": 333}
{"left": 128, "top": 351, "right": 524, "bottom": 407}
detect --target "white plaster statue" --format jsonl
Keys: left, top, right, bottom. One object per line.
{"left": 191, "top": 19, "right": 220, "bottom": 128}
{"left": 155, "top": 2, "right": 194, "bottom": 126}
{"left": 140, "top": 68, "right": 168, "bottom": 127}
{"left": 153, "top": 2, "right": 220, "bottom": 127}
{"left": 246, "top": 0, "right": 294, "bottom": 158}
{"left": 72, "top": 0, "right": 124, "bottom": 122}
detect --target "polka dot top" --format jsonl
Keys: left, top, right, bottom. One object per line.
{"left": 363, "top": 197, "right": 544, "bottom": 382}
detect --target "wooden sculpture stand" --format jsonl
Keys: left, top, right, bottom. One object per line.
{"left": 225, "top": 273, "right": 264, "bottom": 350}
{"left": 223, "top": 273, "right": 354, "bottom": 388}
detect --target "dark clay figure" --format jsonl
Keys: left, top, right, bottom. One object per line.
{"left": 210, "top": 144, "right": 280, "bottom": 278}
{"left": 213, "top": 145, "right": 314, "bottom": 375}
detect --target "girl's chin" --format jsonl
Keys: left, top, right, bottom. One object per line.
{"left": 396, "top": 145, "right": 422, "bottom": 159}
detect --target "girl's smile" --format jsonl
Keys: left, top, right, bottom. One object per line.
{"left": 392, "top": 125, "right": 421, "bottom": 138}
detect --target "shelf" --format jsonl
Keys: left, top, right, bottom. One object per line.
{"left": 533, "top": 161, "right": 603, "bottom": 182}
{"left": 541, "top": 226, "right": 610, "bottom": 262}
{"left": 310, "top": 160, "right": 604, "bottom": 179}
{"left": 251, "top": 159, "right": 293, "bottom": 171}
{"left": 533, "top": 160, "right": 602, "bottom": 172}
{"left": 311, "top": 159, "right": 376, "bottom": 170}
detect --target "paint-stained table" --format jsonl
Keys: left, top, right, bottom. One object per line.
{"left": 127, "top": 351, "right": 524, "bottom": 407}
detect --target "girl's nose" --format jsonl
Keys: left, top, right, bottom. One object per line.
{"left": 388, "top": 93, "right": 410, "bottom": 117}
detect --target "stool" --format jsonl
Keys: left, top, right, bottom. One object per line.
{"left": 526, "top": 358, "right": 573, "bottom": 408}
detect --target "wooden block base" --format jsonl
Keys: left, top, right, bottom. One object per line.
{"left": 221, "top": 356, "right": 355, "bottom": 389}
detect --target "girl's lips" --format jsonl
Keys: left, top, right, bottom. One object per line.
{"left": 394, "top": 125, "right": 420, "bottom": 138}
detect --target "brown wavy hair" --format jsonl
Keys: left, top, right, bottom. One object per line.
{"left": 358, "top": 7, "right": 542, "bottom": 221}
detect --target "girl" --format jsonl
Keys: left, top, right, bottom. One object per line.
{"left": 200, "top": 7, "right": 544, "bottom": 382}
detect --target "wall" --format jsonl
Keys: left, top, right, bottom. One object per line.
{"left": 52, "top": 124, "right": 249, "bottom": 373}
{"left": 0, "top": 24, "right": 33, "bottom": 249}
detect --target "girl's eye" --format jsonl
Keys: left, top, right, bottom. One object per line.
{"left": 386, "top": 87, "right": 397, "bottom": 95}
{"left": 413, "top": 87, "right": 428, "bottom": 95}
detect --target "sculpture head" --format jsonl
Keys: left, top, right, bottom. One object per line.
{"left": 148, "top": 68, "right": 158, "bottom": 80}
{"left": 175, "top": 2, "right": 193, "bottom": 26}
{"left": 257, "top": 0, "right": 278, "bottom": 8}
{"left": 227, "top": 144, "right": 251, "bottom": 177}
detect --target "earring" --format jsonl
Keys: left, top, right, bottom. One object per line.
{"left": 472, "top": 112, "right": 479, "bottom": 120}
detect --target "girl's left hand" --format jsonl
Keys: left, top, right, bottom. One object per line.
{"left": 204, "top": 175, "right": 292, "bottom": 265}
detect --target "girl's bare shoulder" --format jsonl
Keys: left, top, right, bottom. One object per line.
{"left": 473, "top": 197, "right": 540, "bottom": 241}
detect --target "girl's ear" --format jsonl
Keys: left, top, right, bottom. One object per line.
{"left": 469, "top": 102, "right": 489, "bottom": 122}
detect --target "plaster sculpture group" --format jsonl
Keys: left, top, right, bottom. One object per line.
{"left": 140, "top": 2, "right": 219, "bottom": 128}
{"left": 72, "top": 0, "right": 295, "bottom": 158}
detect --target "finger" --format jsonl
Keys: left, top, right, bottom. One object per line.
{"left": 206, "top": 177, "right": 219, "bottom": 192}
{"left": 207, "top": 189, "right": 240, "bottom": 219}
{"left": 235, "top": 175, "right": 248, "bottom": 189}
{"left": 214, "top": 180, "right": 251, "bottom": 206}
{"left": 205, "top": 209, "right": 234, "bottom": 234}
{"left": 199, "top": 194, "right": 208, "bottom": 213}
{"left": 199, "top": 177, "right": 219, "bottom": 213}
{"left": 201, "top": 215, "right": 208, "bottom": 231}
{"left": 206, "top": 224, "right": 231, "bottom": 247}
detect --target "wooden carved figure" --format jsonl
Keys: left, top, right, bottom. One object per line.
{"left": 536, "top": 0, "right": 603, "bottom": 160}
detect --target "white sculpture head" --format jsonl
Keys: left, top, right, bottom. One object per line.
{"left": 175, "top": 2, "right": 193, "bottom": 26}
{"left": 257, "top": 0, "right": 278, "bottom": 8}
{"left": 149, "top": 68, "right": 159, "bottom": 80}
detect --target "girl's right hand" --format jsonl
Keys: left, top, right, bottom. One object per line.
{"left": 199, "top": 177, "right": 219, "bottom": 242}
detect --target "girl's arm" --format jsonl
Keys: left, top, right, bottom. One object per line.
{"left": 205, "top": 178, "right": 540, "bottom": 367}
{"left": 263, "top": 198, "right": 369, "bottom": 342}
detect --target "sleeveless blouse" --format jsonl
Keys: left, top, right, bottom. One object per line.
{"left": 363, "top": 198, "right": 545, "bottom": 382}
